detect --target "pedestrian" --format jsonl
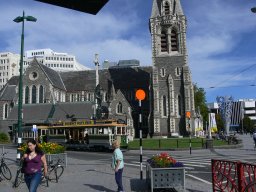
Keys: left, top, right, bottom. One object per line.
{"left": 112, "top": 140, "right": 124, "bottom": 192}
{"left": 253, "top": 131, "right": 256, "bottom": 147}
{"left": 21, "top": 139, "right": 48, "bottom": 192}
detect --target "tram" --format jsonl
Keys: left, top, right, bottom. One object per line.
{"left": 18, "top": 119, "right": 132, "bottom": 151}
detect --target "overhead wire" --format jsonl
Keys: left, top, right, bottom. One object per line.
{"left": 206, "top": 63, "right": 256, "bottom": 89}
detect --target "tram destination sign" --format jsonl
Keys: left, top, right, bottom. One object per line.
{"left": 53, "top": 120, "right": 122, "bottom": 127}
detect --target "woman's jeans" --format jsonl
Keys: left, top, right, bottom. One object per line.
{"left": 24, "top": 172, "right": 42, "bottom": 192}
{"left": 115, "top": 168, "right": 123, "bottom": 191}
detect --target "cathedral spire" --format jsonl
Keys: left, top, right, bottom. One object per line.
{"left": 151, "top": 0, "right": 184, "bottom": 18}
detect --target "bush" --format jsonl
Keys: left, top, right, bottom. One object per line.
{"left": 0, "top": 132, "right": 9, "bottom": 143}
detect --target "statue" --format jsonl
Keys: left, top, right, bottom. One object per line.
{"left": 95, "top": 84, "right": 102, "bottom": 119}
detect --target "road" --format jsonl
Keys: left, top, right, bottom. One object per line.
{"left": 66, "top": 134, "right": 256, "bottom": 187}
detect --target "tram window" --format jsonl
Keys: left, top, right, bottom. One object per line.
{"left": 42, "top": 130, "right": 46, "bottom": 135}
{"left": 122, "top": 127, "right": 125, "bottom": 135}
{"left": 112, "top": 129, "right": 114, "bottom": 134}
{"left": 50, "top": 129, "right": 55, "bottom": 135}
{"left": 57, "top": 129, "right": 64, "bottom": 134}
{"left": 117, "top": 127, "right": 121, "bottom": 134}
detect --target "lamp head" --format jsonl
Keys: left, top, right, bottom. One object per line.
{"left": 13, "top": 16, "right": 23, "bottom": 23}
{"left": 252, "top": 7, "right": 256, "bottom": 13}
{"left": 26, "top": 16, "right": 37, "bottom": 22}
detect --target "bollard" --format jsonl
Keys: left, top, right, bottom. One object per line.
{"left": 189, "top": 136, "right": 192, "bottom": 154}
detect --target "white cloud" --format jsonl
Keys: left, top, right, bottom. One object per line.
{"left": 0, "top": 0, "right": 151, "bottom": 68}
{"left": 186, "top": 0, "right": 256, "bottom": 94}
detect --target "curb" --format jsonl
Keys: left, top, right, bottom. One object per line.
{"left": 127, "top": 144, "right": 243, "bottom": 151}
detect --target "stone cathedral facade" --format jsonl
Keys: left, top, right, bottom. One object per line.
{"left": 150, "top": 0, "right": 195, "bottom": 136}
{"left": 0, "top": 0, "right": 195, "bottom": 138}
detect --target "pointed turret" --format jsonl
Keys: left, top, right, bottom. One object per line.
{"left": 151, "top": 0, "right": 184, "bottom": 18}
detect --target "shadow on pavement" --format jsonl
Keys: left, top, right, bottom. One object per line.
{"left": 130, "top": 178, "right": 148, "bottom": 192}
{"left": 84, "top": 184, "right": 115, "bottom": 192}
{"left": 186, "top": 189, "right": 206, "bottom": 192}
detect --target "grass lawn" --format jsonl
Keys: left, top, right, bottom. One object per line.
{"left": 128, "top": 138, "right": 228, "bottom": 149}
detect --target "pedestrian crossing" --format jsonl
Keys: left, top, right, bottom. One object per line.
{"left": 124, "top": 152, "right": 256, "bottom": 170}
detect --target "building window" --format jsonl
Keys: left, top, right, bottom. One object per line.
{"left": 160, "top": 68, "right": 166, "bottom": 77}
{"left": 161, "top": 30, "right": 168, "bottom": 52}
{"left": 171, "top": 29, "right": 179, "bottom": 51}
{"left": 4, "top": 104, "right": 8, "bottom": 119}
{"left": 25, "top": 86, "right": 29, "bottom": 104}
{"left": 163, "top": 95, "right": 167, "bottom": 117}
{"left": 178, "top": 95, "right": 182, "bottom": 116}
{"left": 175, "top": 67, "right": 181, "bottom": 76}
{"left": 173, "top": 0, "right": 176, "bottom": 14}
{"left": 164, "top": 1, "right": 170, "bottom": 15}
{"left": 105, "top": 92, "right": 108, "bottom": 102}
{"left": 39, "top": 85, "right": 44, "bottom": 103}
{"left": 32, "top": 85, "right": 37, "bottom": 103}
{"left": 117, "top": 102, "right": 123, "bottom": 114}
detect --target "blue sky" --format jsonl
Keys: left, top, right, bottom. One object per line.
{"left": 0, "top": 0, "right": 256, "bottom": 103}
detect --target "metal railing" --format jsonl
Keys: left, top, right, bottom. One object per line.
{"left": 212, "top": 159, "right": 256, "bottom": 192}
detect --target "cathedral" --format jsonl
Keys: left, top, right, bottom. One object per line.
{"left": 0, "top": 0, "right": 195, "bottom": 139}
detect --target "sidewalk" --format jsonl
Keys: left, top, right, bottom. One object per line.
{"left": 0, "top": 149, "right": 212, "bottom": 192}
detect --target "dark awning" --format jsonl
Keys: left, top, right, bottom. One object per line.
{"left": 35, "top": 0, "right": 109, "bottom": 15}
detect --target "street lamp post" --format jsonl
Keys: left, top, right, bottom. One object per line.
{"left": 13, "top": 11, "right": 37, "bottom": 160}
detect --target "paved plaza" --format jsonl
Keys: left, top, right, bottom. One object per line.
{"left": 0, "top": 134, "right": 255, "bottom": 192}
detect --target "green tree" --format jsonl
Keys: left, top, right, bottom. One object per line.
{"left": 241, "top": 116, "right": 254, "bottom": 133}
{"left": 215, "top": 113, "right": 225, "bottom": 132}
{"left": 194, "top": 84, "right": 208, "bottom": 126}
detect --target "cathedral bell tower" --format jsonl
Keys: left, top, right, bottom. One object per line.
{"left": 150, "top": 0, "right": 195, "bottom": 136}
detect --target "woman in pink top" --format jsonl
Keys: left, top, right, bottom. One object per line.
{"left": 22, "top": 139, "right": 48, "bottom": 192}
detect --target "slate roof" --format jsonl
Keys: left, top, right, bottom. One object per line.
{"left": 7, "top": 76, "right": 19, "bottom": 86}
{"left": 0, "top": 85, "right": 16, "bottom": 101}
{"left": 7, "top": 102, "right": 95, "bottom": 123}
{"left": 60, "top": 66, "right": 152, "bottom": 92}
{"left": 37, "top": 61, "right": 66, "bottom": 91}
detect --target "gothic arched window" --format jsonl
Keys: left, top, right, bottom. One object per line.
{"left": 39, "top": 85, "right": 44, "bottom": 103}
{"left": 161, "top": 30, "right": 168, "bottom": 52}
{"left": 4, "top": 103, "right": 8, "bottom": 119}
{"left": 171, "top": 29, "right": 179, "bottom": 51}
{"left": 173, "top": 0, "right": 176, "bottom": 14}
{"left": 32, "top": 85, "right": 37, "bottom": 104}
{"left": 25, "top": 86, "right": 29, "bottom": 104}
{"left": 117, "top": 102, "right": 123, "bottom": 114}
{"left": 163, "top": 95, "right": 167, "bottom": 116}
{"left": 164, "top": 1, "right": 170, "bottom": 15}
{"left": 160, "top": 68, "right": 166, "bottom": 77}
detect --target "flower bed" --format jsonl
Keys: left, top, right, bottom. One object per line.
{"left": 19, "top": 142, "right": 67, "bottom": 167}
{"left": 147, "top": 152, "right": 183, "bottom": 168}
{"left": 19, "top": 142, "right": 65, "bottom": 154}
{"left": 146, "top": 153, "right": 185, "bottom": 191}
